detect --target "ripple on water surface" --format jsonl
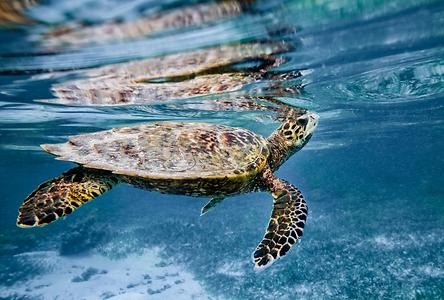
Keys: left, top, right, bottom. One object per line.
{"left": 0, "top": 0, "right": 443, "bottom": 300}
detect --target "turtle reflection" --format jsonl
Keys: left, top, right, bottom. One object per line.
{"left": 41, "top": 42, "right": 300, "bottom": 106}
{"left": 0, "top": 0, "right": 38, "bottom": 25}
{"left": 43, "top": 0, "right": 254, "bottom": 48}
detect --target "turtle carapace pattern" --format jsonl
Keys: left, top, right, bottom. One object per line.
{"left": 17, "top": 109, "right": 318, "bottom": 269}
{"left": 41, "top": 42, "right": 292, "bottom": 106}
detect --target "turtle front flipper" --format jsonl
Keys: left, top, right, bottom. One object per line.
{"left": 253, "top": 174, "right": 308, "bottom": 269}
{"left": 200, "top": 197, "right": 225, "bottom": 216}
{"left": 17, "top": 167, "right": 120, "bottom": 228}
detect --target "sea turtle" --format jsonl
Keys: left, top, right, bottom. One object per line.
{"left": 40, "top": 42, "right": 294, "bottom": 106}
{"left": 17, "top": 109, "right": 318, "bottom": 268}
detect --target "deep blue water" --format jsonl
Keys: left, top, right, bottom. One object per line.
{"left": 0, "top": 0, "right": 443, "bottom": 299}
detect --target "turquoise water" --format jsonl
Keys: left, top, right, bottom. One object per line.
{"left": 1, "top": 0, "right": 443, "bottom": 299}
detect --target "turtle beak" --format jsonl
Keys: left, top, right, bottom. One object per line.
{"left": 304, "top": 111, "right": 319, "bottom": 137}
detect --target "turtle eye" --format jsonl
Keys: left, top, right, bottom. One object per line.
{"left": 297, "top": 117, "right": 308, "bottom": 126}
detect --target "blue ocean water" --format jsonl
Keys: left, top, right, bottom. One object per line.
{"left": 0, "top": 0, "right": 443, "bottom": 299}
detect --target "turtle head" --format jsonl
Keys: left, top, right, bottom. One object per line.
{"left": 268, "top": 110, "right": 319, "bottom": 170}
{"left": 278, "top": 111, "right": 318, "bottom": 150}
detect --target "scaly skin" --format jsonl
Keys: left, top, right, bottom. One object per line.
{"left": 267, "top": 110, "right": 318, "bottom": 170}
{"left": 17, "top": 167, "right": 120, "bottom": 227}
{"left": 253, "top": 167, "right": 308, "bottom": 268}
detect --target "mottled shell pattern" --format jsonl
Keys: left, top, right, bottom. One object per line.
{"left": 42, "top": 122, "right": 270, "bottom": 180}
{"left": 43, "top": 42, "right": 289, "bottom": 106}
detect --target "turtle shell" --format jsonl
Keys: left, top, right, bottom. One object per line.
{"left": 41, "top": 122, "right": 270, "bottom": 180}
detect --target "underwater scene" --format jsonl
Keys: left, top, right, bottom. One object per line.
{"left": 0, "top": 0, "right": 443, "bottom": 299}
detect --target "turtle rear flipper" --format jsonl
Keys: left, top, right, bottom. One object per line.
{"left": 253, "top": 174, "right": 308, "bottom": 269}
{"left": 17, "top": 167, "right": 120, "bottom": 228}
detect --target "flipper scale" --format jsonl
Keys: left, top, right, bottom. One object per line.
{"left": 17, "top": 167, "right": 120, "bottom": 227}
{"left": 253, "top": 176, "right": 308, "bottom": 269}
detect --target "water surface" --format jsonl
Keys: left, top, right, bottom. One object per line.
{"left": 0, "top": 0, "right": 443, "bottom": 299}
